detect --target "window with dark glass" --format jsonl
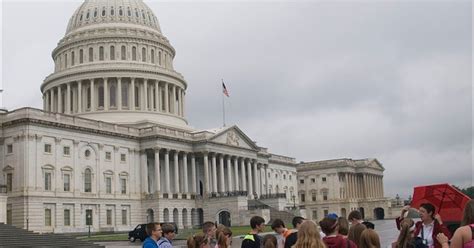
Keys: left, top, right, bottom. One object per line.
{"left": 64, "top": 209, "right": 71, "bottom": 226}
{"left": 64, "top": 174, "right": 70, "bottom": 192}
{"left": 7, "top": 144, "right": 12, "bottom": 154}
{"left": 89, "top": 47, "right": 93, "bottom": 62}
{"left": 85, "top": 209, "right": 93, "bottom": 225}
{"left": 99, "top": 46, "right": 104, "bottom": 61}
{"left": 6, "top": 173, "right": 12, "bottom": 192}
{"left": 121, "top": 46, "right": 126, "bottom": 60}
{"left": 63, "top": 146, "right": 70, "bottom": 156}
{"left": 107, "top": 209, "right": 112, "bottom": 225}
{"left": 45, "top": 209, "right": 52, "bottom": 226}
{"left": 106, "top": 177, "right": 112, "bottom": 194}
{"left": 84, "top": 169, "right": 92, "bottom": 192}
{"left": 122, "top": 210, "right": 127, "bottom": 224}
{"left": 44, "top": 144, "right": 52, "bottom": 153}
{"left": 110, "top": 46, "right": 115, "bottom": 60}
{"left": 105, "top": 152, "right": 111, "bottom": 160}
{"left": 44, "top": 172, "right": 52, "bottom": 191}
{"left": 121, "top": 178, "right": 126, "bottom": 194}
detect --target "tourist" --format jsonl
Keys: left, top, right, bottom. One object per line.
{"left": 285, "top": 217, "right": 305, "bottom": 248}
{"left": 293, "top": 220, "right": 326, "bottom": 248}
{"left": 436, "top": 199, "right": 474, "bottom": 248}
{"left": 271, "top": 219, "right": 292, "bottom": 248}
{"left": 320, "top": 217, "right": 357, "bottom": 248}
{"left": 338, "top": 217, "right": 350, "bottom": 238}
{"left": 158, "top": 223, "right": 176, "bottom": 248}
{"left": 348, "top": 222, "right": 367, "bottom": 248}
{"left": 263, "top": 234, "right": 278, "bottom": 248}
{"left": 392, "top": 218, "right": 415, "bottom": 248}
{"left": 216, "top": 225, "right": 233, "bottom": 248}
{"left": 348, "top": 210, "right": 375, "bottom": 230}
{"left": 203, "top": 221, "right": 218, "bottom": 248}
{"left": 187, "top": 233, "right": 210, "bottom": 248}
{"left": 359, "top": 229, "right": 381, "bottom": 248}
{"left": 142, "top": 222, "right": 162, "bottom": 248}
{"left": 396, "top": 204, "right": 451, "bottom": 248}
{"left": 241, "top": 216, "right": 266, "bottom": 248}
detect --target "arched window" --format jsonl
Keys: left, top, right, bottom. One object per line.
{"left": 119, "top": 7, "right": 123, "bottom": 16}
{"left": 94, "top": 8, "right": 97, "bottom": 18}
{"left": 135, "top": 8, "right": 139, "bottom": 18}
{"left": 110, "top": 46, "right": 115, "bottom": 60}
{"left": 110, "top": 7, "right": 115, "bottom": 16}
{"left": 64, "top": 53, "right": 68, "bottom": 68}
{"left": 122, "top": 83, "right": 129, "bottom": 107}
{"left": 98, "top": 86, "right": 104, "bottom": 107}
{"left": 135, "top": 86, "right": 139, "bottom": 107}
{"left": 87, "top": 87, "right": 91, "bottom": 109}
{"left": 71, "top": 51, "right": 75, "bottom": 66}
{"left": 79, "top": 49, "right": 84, "bottom": 64}
{"left": 79, "top": 12, "right": 83, "bottom": 21}
{"left": 84, "top": 168, "right": 92, "bottom": 192}
{"left": 102, "top": 8, "right": 106, "bottom": 17}
{"left": 89, "top": 47, "right": 93, "bottom": 62}
{"left": 158, "top": 51, "right": 162, "bottom": 65}
{"left": 132, "top": 46, "right": 137, "bottom": 61}
{"left": 86, "top": 10, "right": 90, "bottom": 20}
{"left": 127, "top": 7, "right": 131, "bottom": 17}
{"left": 151, "top": 49, "right": 155, "bottom": 64}
{"left": 121, "top": 46, "right": 126, "bottom": 60}
{"left": 110, "top": 84, "right": 116, "bottom": 107}
{"left": 141, "top": 47, "right": 146, "bottom": 62}
{"left": 99, "top": 46, "right": 104, "bottom": 61}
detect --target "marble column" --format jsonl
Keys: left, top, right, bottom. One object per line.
{"left": 240, "top": 158, "right": 247, "bottom": 191}
{"left": 104, "top": 78, "right": 109, "bottom": 111}
{"left": 164, "top": 149, "right": 170, "bottom": 193}
{"left": 164, "top": 83, "right": 169, "bottom": 113}
{"left": 174, "top": 151, "right": 179, "bottom": 193}
{"left": 117, "top": 77, "right": 122, "bottom": 110}
{"left": 171, "top": 84, "right": 176, "bottom": 114}
{"left": 211, "top": 154, "right": 217, "bottom": 193}
{"left": 183, "top": 152, "right": 188, "bottom": 193}
{"left": 381, "top": 176, "right": 384, "bottom": 197}
{"left": 143, "top": 79, "right": 148, "bottom": 111}
{"left": 78, "top": 81, "right": 82, "bottom": 113}
{"left": 203, "top": 153, "right": 209, "bottom": 194}
{"left": 264, "top": 165, "right": 268, "bottom": 195}
{"left": 219, "top": 155, "right": 225, "bottom": 193}
{"left": 90, "top": 79, "right": 95, "bottom": 111}
{"left": 57, "top": 86, "right": 62, "bottom": 113}
{"left": 154, "top": 148, "right": 161, "bottom": 193}
{"left": 154, "top": 81, "right": 159, "bottom": 111}
{"left": 191, "top": 154, "right": 197, "bottom": 193}
{"left": 253, "top": 160, "right": 259, "bottom": 198}
{"left": 51, "top": 89, "right": 56, "bottom": 112}
{"left": 45, "top": 91, "right": 50, "bottom": 111}
{"left": 130, "top": 78, "right": 135, "bottom": 110}
{"left": 140, "top": 151, "right": 148, "bottom": 194}
{"left": 66, "top": 83, "right": 71, "bottom": 114}
{"left": 182, "top": 90, "right": 185, "bottom": 117}
{"left": 233, "top": 157, "right": 239, "bottom": 191}
{"left": 226, "top": 156, "right": 232, "bottom": 192}
{"left": 259, "top": 165, "right": 264, "bottom": 196}
{"left": 247, "top": 160, "right": 253, "bottom": 198}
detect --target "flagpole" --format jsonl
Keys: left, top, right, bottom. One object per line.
{"left": 222, "top": 79, "right": 226, "bottom": 127}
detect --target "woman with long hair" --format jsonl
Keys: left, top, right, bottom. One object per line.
{"left": 215, "top": 225, "right": 233, "bottom": 248}
{"left": 187, "top": 233, "right": 210, "bottom": 248}
{"left": 437, "top": 199, "right": 474, "bottom": 248}
{"left": 293, "top": 221, "right": 326, "bottom": 248}
{"left": 359, "top": 229, "right": 381, "bottom": 248}
{"left": 393, "top": 218, "right": 415, "bottom": 248}
{"left": 348, "top": 222, "right": 367, "bottom": 248}
{"left": 263, "top": 234, "right": 278, "bottom": 248}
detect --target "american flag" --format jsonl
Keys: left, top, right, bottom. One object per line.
{"left": 222, "top": 81, "right": 230, "bottom": 97}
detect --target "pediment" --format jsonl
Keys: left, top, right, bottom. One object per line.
{"left": 368, "top": 159, "right": 385, "bottom": 171}
{"left": 209, "top": 126, "right": 258, "bottom": 150}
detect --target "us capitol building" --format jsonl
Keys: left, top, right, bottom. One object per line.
{"left": 0, "top": 0, "right": 391, "bottom": 233}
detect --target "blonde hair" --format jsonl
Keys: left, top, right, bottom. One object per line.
{"left": 216, "top": 225, "right": 232, "bottom": 248}
{"left": 395, "top": 218, "right": 414, "bottom": 248}
{"left": 187, "top": 233, "right": 209, "bottom": 248}
{"left": 294, "top": 221, "right": 326, "bottom": 248}
{"left": 359, "top": 229, "right": 381, "bottom": 248}
{"left": 263, "top": 234, "right": 277, "bottom": 248}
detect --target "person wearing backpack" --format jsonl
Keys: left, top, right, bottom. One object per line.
{"left": 436, "top": 199, "right": 474, "bottom": 248}
{"left": 157, "top": 223, "right": 176, "bottom": 248}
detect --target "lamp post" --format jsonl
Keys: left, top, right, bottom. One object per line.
{"left": 26, "top": 217, "right": 29, "bottom": 231}
{"left": 87, "top": 213, "right": 91, "bottom": 238}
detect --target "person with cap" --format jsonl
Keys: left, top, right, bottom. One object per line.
{"left": 319, "top": 214, "right": 357, "bottom": 248}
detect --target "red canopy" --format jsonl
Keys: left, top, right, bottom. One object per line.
{"left": 411, "top": 183, "right": 471, "bottom": 222}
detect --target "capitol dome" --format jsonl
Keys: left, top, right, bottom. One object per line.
{"left": 41, "top": 0, "right": 189, "bottom": 128}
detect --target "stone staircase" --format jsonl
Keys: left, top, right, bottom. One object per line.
{"left": 0, "top": 223, "right": 104, "bottom": 247}
{"left": 248, "top": 199, "right": 297, "bottom": 226}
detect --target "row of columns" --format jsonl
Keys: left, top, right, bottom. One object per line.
{"left": 141, "top": 149, "right": 267, "bottom": 199}
{"left": 345, "top": 173, "right": 384, "bottom": 199}
{"left": 43, "top": 78, "right": 185, "bottom": 117}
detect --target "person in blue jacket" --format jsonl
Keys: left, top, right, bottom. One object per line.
{"left": 143, "top": 222, "right": 162, "bottom": 248}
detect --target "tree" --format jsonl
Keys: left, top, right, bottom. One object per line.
{"left": 454, "top": 185, "right": 474, "bottom": 199}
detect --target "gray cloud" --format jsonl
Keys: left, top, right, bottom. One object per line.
{"left": 2, "top": 0, "right": 472, "bottom": 198}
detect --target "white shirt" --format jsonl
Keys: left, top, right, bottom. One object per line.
{"left": 418, "top": 221, "right": 434, "bottom": 247}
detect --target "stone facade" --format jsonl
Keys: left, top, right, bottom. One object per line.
{"left": 297, "top": 159, "right": 391, "bottom": 221}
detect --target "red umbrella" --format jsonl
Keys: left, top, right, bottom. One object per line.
{"left": 411, "top": 183, "right": 471, "bottom": 222}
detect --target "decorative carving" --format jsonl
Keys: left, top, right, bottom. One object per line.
{"left": 226, "top": 131, "right": 239, "bottom": 146}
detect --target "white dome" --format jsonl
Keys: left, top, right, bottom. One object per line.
{"left": 66, "top": 0, "right": 161, "bottom": 35}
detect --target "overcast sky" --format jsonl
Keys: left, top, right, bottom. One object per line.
{"left": 1, "top": 0, "right": 472, "bottom": 198}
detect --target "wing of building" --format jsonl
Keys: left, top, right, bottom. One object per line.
{"left": 0, "top": 0, "right": 391, "bottom": 233}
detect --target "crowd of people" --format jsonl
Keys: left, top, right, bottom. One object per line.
{"left": 142, "top": 199, "right": 474, "bottom": 248}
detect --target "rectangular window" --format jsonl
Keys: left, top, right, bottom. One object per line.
{"left": 45, "top": 209, "right": 52, "bottom": 226}
{"left": 311, "top": 178, "right": 316, "bottom": 183}
{"left": 324, "top": 209, "right": 329, "bottom": 217}
{"left": 6, "top": 173, "right": 12, "bottom": 192}
{"left": 44, "top": 144, "right": 52, "bottom": 153}
{"left": 7, "top": 144, "right": 13, "bottom": 154}
{"left": 105, "top": 152, "right": 111, "bottom": 160}
{"left": 106, "top": 209, "right": 112, "bottom": 225}
{"left": 64, "top": 174, "right": 70, "bottom": 192}
{"left": 120, "top": 154, "right": 126, "bottom": 162}
{"left": 63, "top": 146, "right": 70, "bottom": 156}
{"left": 312, "top": 192, "right": 316, "bottom": 202}
{"left": 299, "top": 179, "right": 304, "bottom": 184}
{"left": 85, "top": 209, "right": 93, "bottom": 225}
{"left": 64, "top": 209, "right": 71, "bottom": 226}
{"left": 322, "top": 177, "right": 327, "bottom": 182}
{"left": 45, "top": 172, "right": 52, "bottom": 191}
{"left": 300, "top": 193, "right": 305, "bottom": 202}
{"left": 312, "top": 210, "right": 318, "bottom": 220}
{"left": 323, "top": 192, "right": 328, "bottom": 201}
{"left": 106, "top": 177, "right": 112, "bottom": 194}
{"left": 121, "top": 178, "right": 127, "bottom": 194}
{"left": 122, "top": 209, "right": 127, "bottom": 225}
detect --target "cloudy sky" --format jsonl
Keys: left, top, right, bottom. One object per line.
{"left": 2, "top": 0, "right": 472, "bottom": 198}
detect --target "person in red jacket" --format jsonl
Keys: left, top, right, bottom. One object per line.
{"left": 396, "top": 203, "right": 452, "bottom": 248}
{"left": 320, "top": 216, "right": 357, "bottom": 248}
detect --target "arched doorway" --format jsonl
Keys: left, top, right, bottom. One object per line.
{"left": 374, "top": 208, "right": 385, "bottom": 220}
{"left": 341, "top": 208, "right": 347, "bottom": 218}
{"left": 218, "top": 210, "right": 231, "bottom": 227}
{"left": 163, "top": 208, "right": 169, "bottom": 222}
{"left": 147, "top": 209, "right": 154, "bottom": 223}
{"left": 182, "top": 209, "right": 188, "bottom": 228}
{"left": 173, "top": 208, "right": 179, "bottom": 225}
{"left": 198, "top": 208, "right": 204, "bottom": 227}
{"left": 359, "top": 207, "right": 365, "bottom": 219}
